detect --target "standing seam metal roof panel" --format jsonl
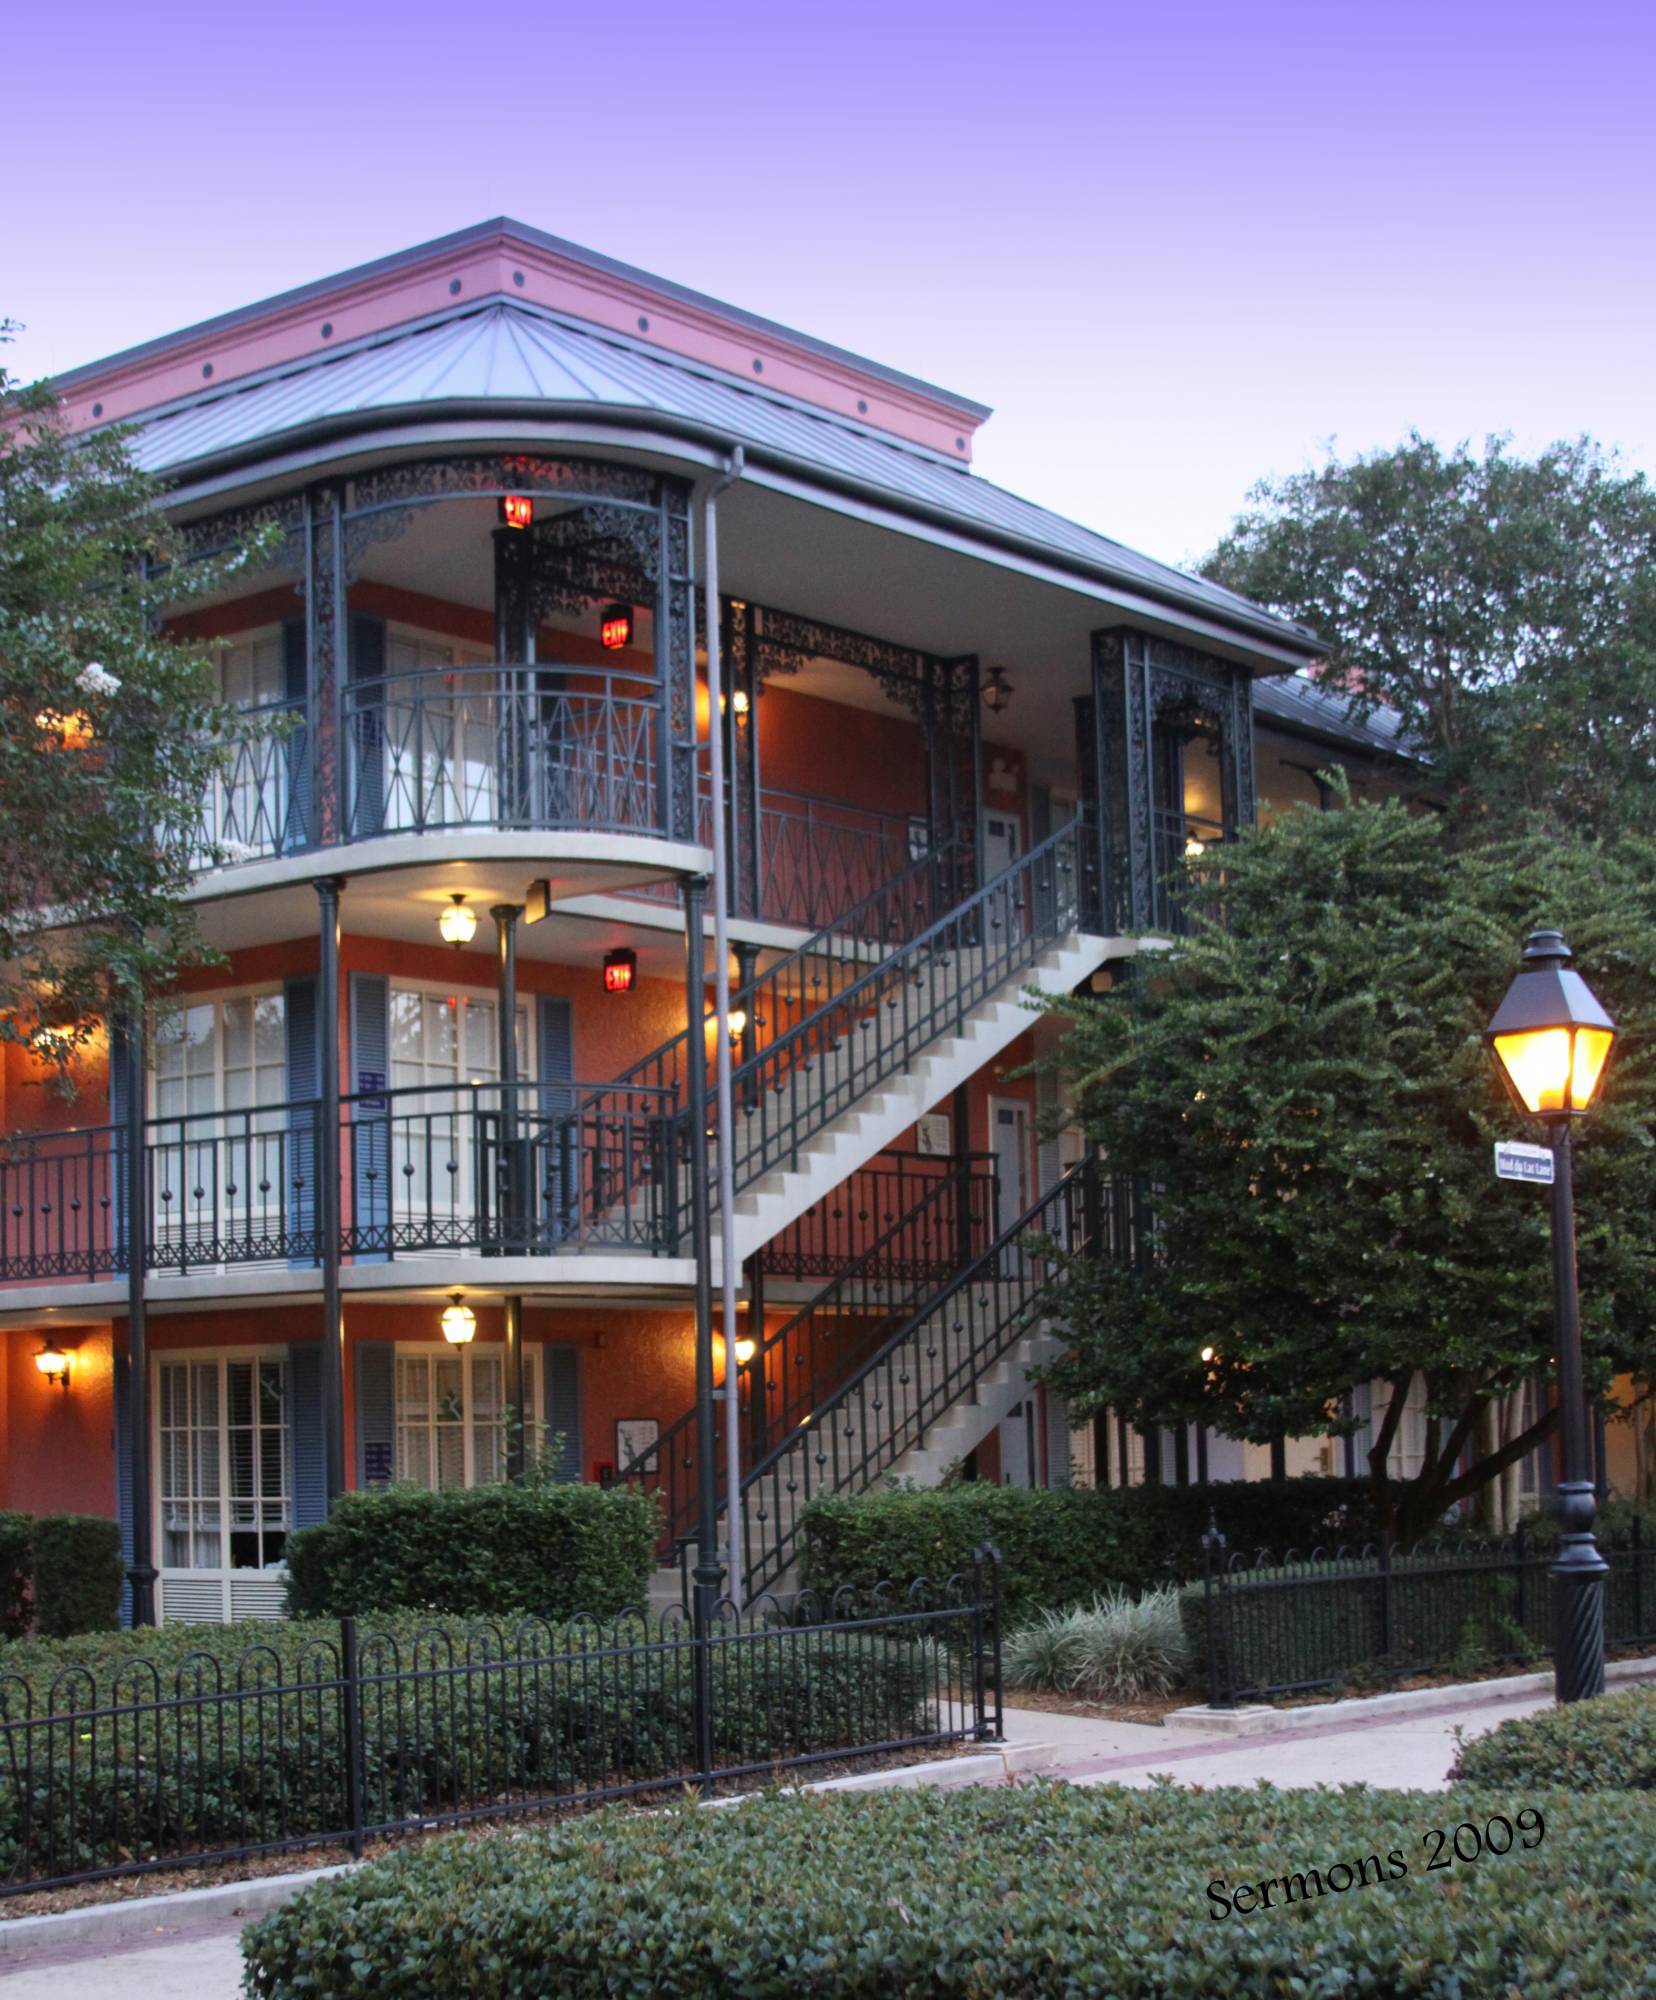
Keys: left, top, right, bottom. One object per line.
{"left": 123, "top": 302, "right": 1319, "bottom": 654}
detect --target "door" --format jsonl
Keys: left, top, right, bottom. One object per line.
{"left": 981, "top": 813, "right": 1024, "bottom": 952}
{"left": 989, "top": 1096, "right": 1031, "bottom": 1240}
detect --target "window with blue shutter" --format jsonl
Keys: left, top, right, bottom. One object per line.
{"left": 282, "top": 617, "right": 312, "bottom": 851}
{"left": 347, "top": 615, "right": 387, "bottom": 838}
{"left": 285, "top": 976, "right": 319, "bottom": 1265}
{"left": 113, "top": 1352, "right": 135, "bottom": 1626}
{"left": 542, "top": 1343, "right": 582, "bottom": 1482}
{"left": 286, "top": 1344, "right": 327, "bottom": 1529}
{"left": 349, "top": 974, "right": 390, "bottom": 1261}
{"left": 355, "top": 1342, "right": 396, "bottom": 1488}
{"left": 538, "top": 996, "right": 576, "bottom": 1243}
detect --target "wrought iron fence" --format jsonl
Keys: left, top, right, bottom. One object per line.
{"left": 0, "top": 1566, "right": 1001, "bottom": 1896}
{"left": 1198, "top": 1518, "right": 1656, "bottom": 1706}
{"left": 758, "top": 1153, "right": 997, "bottom": 1284}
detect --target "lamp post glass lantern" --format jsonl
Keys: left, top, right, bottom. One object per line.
{"left": 1485, "top": 928, "right": 1616, "bottom": 1704}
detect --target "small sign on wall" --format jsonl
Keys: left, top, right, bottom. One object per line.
{"left": 916, "top": 1113, "right": 952, "bottom": 1156}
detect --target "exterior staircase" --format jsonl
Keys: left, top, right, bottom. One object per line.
{"left": 595, "top": 820, "right": 1108, "bottom": 1268}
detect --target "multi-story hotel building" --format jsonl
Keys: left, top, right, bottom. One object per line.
{"left": 0, "top": 220, "right": 1417, "bottom": 1621}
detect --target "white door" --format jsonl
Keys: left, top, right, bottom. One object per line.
{"left": 989, "top": 1096, "right": 1032, "bottom": 1239}
{"left": 981, "top": 814, "right": 1024, "bottom": 952}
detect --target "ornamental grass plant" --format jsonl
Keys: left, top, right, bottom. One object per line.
{"left": 1003, "top": 1586, "right": 1192, "bottom": 1700}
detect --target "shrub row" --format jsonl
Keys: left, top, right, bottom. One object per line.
{"left": 1449, "top": 1682, "right": 1656, "bottom": 1791}
{"left": 798, "top": 1477, "right": 1379, "bottom": 1626}
{"left": 284, "top": 1480, "right": 660, "bottom": 1620}
{"left": 243, "top": 1779, "right": 1656, "bottom": 1998}
{"left": 0, "top": 1512, "right": 124, "bottom": 1641}
{"left": 0, "top": 1609, "right": 933, "bottom": 1887}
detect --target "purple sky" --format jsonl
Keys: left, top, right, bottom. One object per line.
{"left": 7, "top": 0, "right": 1652, "bottom": 567}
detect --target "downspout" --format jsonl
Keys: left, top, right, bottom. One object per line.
{"left": 702, "top": 445, "right": 746, "bottom": 1604}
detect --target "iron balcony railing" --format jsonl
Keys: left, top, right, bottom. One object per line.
{"left": 0, "top": 1081, "right": 678, "bottom": 1283}
{"left": 614, "top": 1154, "right": 1001, "bottom": 1562}
{"left": 343, "top": 662, "right": 662, "bottom": 841}
{"left": 732, "top": 1154, "right": 1111, "bottom": 1598}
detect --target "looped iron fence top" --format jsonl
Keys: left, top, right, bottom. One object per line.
{"left": 0, "top": 1565, "right": 1001, "bottom": 1897}
{"left": 1199, "top": 1520, "right": 1656, "bottom": 1706}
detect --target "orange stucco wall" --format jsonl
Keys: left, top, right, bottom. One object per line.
{"left": 2, "top": 1324, "right": 117, "bottom": 1516}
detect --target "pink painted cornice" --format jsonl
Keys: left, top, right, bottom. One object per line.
{"left": 54, "top": 219, "right": 990, "bottom": 464}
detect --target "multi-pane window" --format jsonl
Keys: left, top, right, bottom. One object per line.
{"left": 385, "top": 985, "right": 530, "bottom": 1234}
{"left": 158, "top": 1356, "right": 289, "bottom": 1571}
{"left": 394, "top": 1348, "right": 539, "bottom": 1490}
{"left": 382, "top": 627, "right": 494, "bottom": 830}
{"left": 152, "top": 993, "right": 288, "bottom": 1254}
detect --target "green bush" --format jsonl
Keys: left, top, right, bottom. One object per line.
{"left": 0, "top": 1511, "right": 31, "bottom": 1639}
{"left": 243, "top": 1780, "right": 1656, "bottom": 1999}
{"left": 1004, "top": 1586, "right": 1191, "bottom": 1699}
{"left": 29, "top": 1513, "right": 123, "bottom": 1637}
{"left": 799, "top": 1477, "right": 1377, "bottom": 1627}
{"left": 0, "top": 1609, "right": 933, "bottom": 1887}
{"left": 1448, "top": 1682, "right": 1656, "bottom": 1790}
{"left": 284, "top": 1480, "right": 660, "bottom": 1620}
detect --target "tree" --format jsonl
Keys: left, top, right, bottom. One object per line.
{"left": 0, "top": 330, "right": 262, "bottom": 1081}
{"left": 1203, "top": 434, "right": 1656, "bottom": 841}
{"left": 1036, "top": 793, "right": 1656, "bottom": 1542}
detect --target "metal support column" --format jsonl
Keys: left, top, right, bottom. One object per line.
{"left": 494, "top": 902, "right": 526, "bottom": 1480}
{"left": 122, "top": 1009, "right": 157, "bottom": 1627}
{"left": 315, "top": 876, "right": 346, "bottom": 1506}
{"left": 682, "top": 873, "right": 720, "bottom": 1776}
{"left": 1547, "top": 1123, "right": 1609, "bottom": 1701}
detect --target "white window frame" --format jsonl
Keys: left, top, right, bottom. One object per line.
{"left": 154, "top": 1345, "right": 292, "bottom": 1625}
{"left": 391, "top": 1342, "right": 543, "bottom": 1491}
{"left": 149, "top": 985, "right": 289, "bottom": 1262}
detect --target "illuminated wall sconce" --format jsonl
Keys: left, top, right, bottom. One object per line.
{"left": 600, "top": 602, "right": 633, "bottom": 650}
{"left": 498, "top": 494, "right": 534, "bottom": 531}
{"left": 981, "top": 667, "right": 1013, "bottom": 716}
{"left": 440, "top": 1294, "right": 477, "bottom": 1345}
{"left": 439, "top": 894, "right": 477, "bottom": 948}
{"left": 35, "top": 1342, "right": 72, "bottom": 1391}
{"left": 721, "top": 686, "right": 751, "bottom": 717}
{"left": 715, "top": 1334, "right": 758, "bottom": 1371}
{"left": 34, "top": 709, "right": 95, "bottom": 750}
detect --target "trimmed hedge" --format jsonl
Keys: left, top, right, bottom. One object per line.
{"left": 284, "top": 1481, "right": 660, "bottom": 1619}
{"left": 0, "top": 1512, "right": 31, "bottom": 1640}
{"left": 243, "top": 1780, "right": 1656, "bottom": 1998}
{"left": 1449, "top": 1682, "right": 1656, "bottom": 1790}
{"left": 0, "top": 1611, "right": 932, "bottom": 1887}
{"left": 29, "top": 1513, "right": 123, "bottom": 1638}
{"left": 799, "top": 1478, "right": 1378, "bottom": 1627}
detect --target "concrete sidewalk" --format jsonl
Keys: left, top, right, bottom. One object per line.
{"left": 0, "top": 1675, "right": 1628, "bottom": 2000}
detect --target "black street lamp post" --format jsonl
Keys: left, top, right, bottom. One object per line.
{"left": 1485, "top": 929, "right": 1616, "bottom": 1704}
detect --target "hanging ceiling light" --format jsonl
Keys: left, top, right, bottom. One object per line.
{"left": 982, "top": 667, "right": 1013, "bottom": 716}
{"left": 438, "top": 895, "right": 477, "bottom": 948}
{"left": 440, "top": 1294, "right": 477, "bottom": 1345}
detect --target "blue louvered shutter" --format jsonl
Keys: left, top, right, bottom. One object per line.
{"left": 537, "top": 996, "right": 577, "bottom": 1242}
{"left": 281, "top": 617, "right": 312, "bottom": 851}
{"left": 347, "top": 615, "right": 387, "bottom": 838}
{"left": 285, "top": 977, "right": 318, "bottom": 1266}
{"left": 355, "top": 1342, "right": 396, "bottom": 1488}
{"left": 110, "top": 1018, "right": 132, "bottom": 1270}
{"left": 350, "top": 974, "right": 390, "bottom": 1262}
{"left": 542, "top": 1344, "right": 582, "bottom": 1483}
{"left": 113, "top": 1354, "right": 135, "bottom": 1627}
{"left": 286, "top": 1343, "right": 327, "bottom": 1529}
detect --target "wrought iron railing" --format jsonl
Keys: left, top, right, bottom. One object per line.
{"left": 732, "top": 1156, "right": 1108, "bottom": 1597}
{"left": 1198, "top": 1518, "right": 1656, "bottom": 1707}
{"left": 0, "top": 1573, "right": 1000, "bottom": 1895}
{"left": 343, "top": 662, "right": 663, "bottom": 840}
{"left": 187, "top": 696, "right": 313, "bottom": 864}
{"left": 758, "top": 1152, "right": 998, "bottom": 1283}
{"left": 0, "top": 1079, "right": 677, "bottom": 1282}
{"left": 616, "top": 1155, "right": 1001, "bottom": 1561}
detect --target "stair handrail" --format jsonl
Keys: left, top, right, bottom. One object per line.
{"left": 735, "top": 1152, "right": 1110, "bottom": 1595}
{"left": 611, "top": 1151, "right": 999, "bottom": 1553}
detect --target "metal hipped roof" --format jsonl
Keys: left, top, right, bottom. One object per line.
{"left": 121, "top": 300, "right": 1319, "bottom": 661}
{"left": 1253, "top": 671, "right": 1419, "bottom": 760}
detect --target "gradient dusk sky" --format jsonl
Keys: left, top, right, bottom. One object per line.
{"left": 5, "top": 0, "right": 1652, "bottom": 567}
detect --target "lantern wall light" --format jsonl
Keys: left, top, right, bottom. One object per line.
{"left": 439, "top": 895, "right": 477, "bottom": 948}
{"left": 981, "top": 666, "right": 1013, "bottom": 716}
{"left": 34, "top": 1342, "right": 71, "bottom": 1391}
{"left": 440, "top": 1294, "right": 477, "bottom": 1345}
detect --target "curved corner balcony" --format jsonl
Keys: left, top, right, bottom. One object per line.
{"left": 193, "top": 661, "right": 682, "bottom": 876}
